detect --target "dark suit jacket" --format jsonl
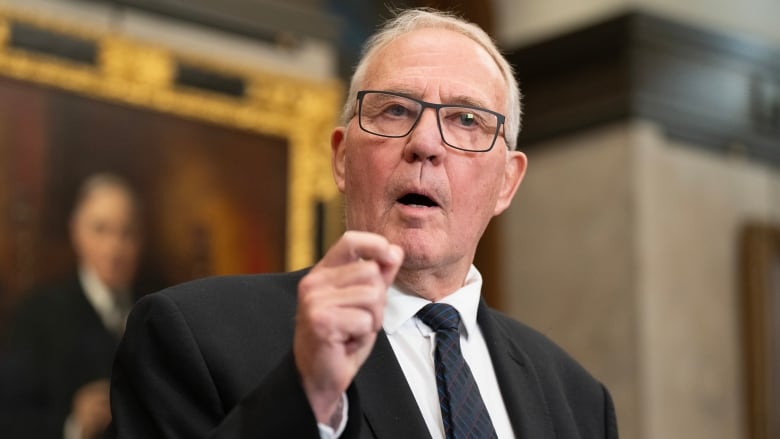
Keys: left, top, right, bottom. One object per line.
{"left": 110, "top": 270, "right": 618, "bottom": 438}
{"left": 0, "top": 276, "right": 121, "bottom": 438}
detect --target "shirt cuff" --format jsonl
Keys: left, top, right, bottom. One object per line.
{"left": 317, "top": 393, "right": 349, "bottom": 439}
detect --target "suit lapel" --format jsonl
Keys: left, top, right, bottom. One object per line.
{"left": 353, "top": 303, "right": 559, "bottom": 438}
{"left": 354, "top": 330, "right": 431, "bottom": 439}
{"left": 478, "top": 303, "right": 558, "bottom": 439}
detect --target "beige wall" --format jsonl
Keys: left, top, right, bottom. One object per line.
{"left": 502, "top": 120, "right": 780, "bottom": 439}
{"left": 501, "top": 123, "right": 641, "bottom": 438}
{"left": 636, "top": 124, "right": 779, "bottom": 439}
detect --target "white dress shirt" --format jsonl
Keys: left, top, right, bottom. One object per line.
{"left": 79, "top": 266, "right": 132, "bottom": 337}
{"left": 383, "top": 265, "right": 515, "bottom": 439}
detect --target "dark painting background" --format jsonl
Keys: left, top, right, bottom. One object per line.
{"left": 0, "top": 75, "right": 289, "bottom": 330}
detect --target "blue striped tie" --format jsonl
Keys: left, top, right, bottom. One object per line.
{"left": 417, "top": 303, "right": 497, "bottom": 439}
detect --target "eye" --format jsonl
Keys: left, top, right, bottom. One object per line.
{"left": 457, "top": 112, "right": 477, "bottom": 127}
{"left": 383, "top": 103, "right": 413, "bottom": 118}
{"left": 448, "top": 110, "right": 487, "bottom": 129}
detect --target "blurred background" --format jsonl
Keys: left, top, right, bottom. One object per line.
{"left": 0, "top": 1, "right": 778, "bottom": 438}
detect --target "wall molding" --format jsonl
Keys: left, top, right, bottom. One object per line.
{"left": 508, "top": 10, "right": 780, "bottom": 167}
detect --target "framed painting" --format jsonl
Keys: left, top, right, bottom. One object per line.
{"left": 0, "top": 7, "right": 342, "bottom": 327}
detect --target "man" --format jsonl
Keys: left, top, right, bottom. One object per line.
{"left": 110, "top": 8, "right": 618, "bottom": 439}
{"left": 0, "top": 173, "right": 144, "bottom": 439}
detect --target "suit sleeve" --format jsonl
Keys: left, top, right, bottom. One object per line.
{"left": 109, "top": 292, "right": 326, "bottom": 438}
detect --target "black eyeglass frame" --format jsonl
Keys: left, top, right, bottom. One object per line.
{"left": 356, "top": 90, "right": 507, "bottom": 152}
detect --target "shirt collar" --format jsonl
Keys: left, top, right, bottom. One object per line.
{"left": 80, "top": 265, "right": 114, "bottom": 314}
{"left": 79, "top": 266, "right": 131, "bottom": 314}
{"left": 383, "top": 265, "right": 483, "bottom": 339}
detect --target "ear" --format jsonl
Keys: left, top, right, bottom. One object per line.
{"left": 331, "top": 127, "right": 347, "bottom": 193}
{"left": 493, "top": 150, "right": 527, "bottom": 216}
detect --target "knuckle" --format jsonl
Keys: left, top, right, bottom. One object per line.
{"left": 354, "top": 312, "right": 373, "bottom": 333}
{"left": 304, "top": 308, "right": 333, "bottom": 335}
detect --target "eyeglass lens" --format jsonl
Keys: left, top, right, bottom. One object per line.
{"left": 359, "top": 92, "right": 501, "bottom": 152}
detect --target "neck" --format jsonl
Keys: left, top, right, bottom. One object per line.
{"left": 394, "top": 262, "right": 472, "bottom": 302}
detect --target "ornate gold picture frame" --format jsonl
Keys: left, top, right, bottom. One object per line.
{"left": 0, "top": 7, "right": 342, "bottom": 313}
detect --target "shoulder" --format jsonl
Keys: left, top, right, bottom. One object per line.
{"left": 20, "top": 276, "right": 83, "bottom": 303}
{"left": 157, "top": 269, "right": 306, "bottom": 305}
{"left": 3, "top": 276, "right": 86, "bottom": 347}
{"left": 131, "top": 269, "right": 308, "bottom": 331}
{"left": 120, "top": 270, "right": 310, "bottom": 395}
{"left": 11, "top": 276, "right": 84, "bottom": 319}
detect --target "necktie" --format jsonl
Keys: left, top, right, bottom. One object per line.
{"left": 417, "top": 303, "right": 497, "bottom": 439}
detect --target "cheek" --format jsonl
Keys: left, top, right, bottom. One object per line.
{"left": 451, "top": 162, "right": 503, "bottom": 217}
{"left": 77, "top": 233, "right": 104, "bottom": 259}
{"left": 118, "top": 242, "right": 140, "bottom": 261}
{"left": 345, "top": 149, "right": 392, "bottom": 197}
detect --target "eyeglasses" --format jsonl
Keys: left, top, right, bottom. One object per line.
{"left": 356, "top": 90, "right": 506, "bottom": 152}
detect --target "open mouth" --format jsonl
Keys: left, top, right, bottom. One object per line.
{"left": 397, "top": 192, "right": 438, "bottom": 208}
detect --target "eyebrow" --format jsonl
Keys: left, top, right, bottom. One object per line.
{"left": 445, "top": 95, "right": 491, "bottom": 109}
{"left": 381, "top": 88, "right": 493, "bottom": 110}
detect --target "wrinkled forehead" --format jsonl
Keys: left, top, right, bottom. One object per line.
{"left": 360, "top": 28, "right": 507, "bottom": 111}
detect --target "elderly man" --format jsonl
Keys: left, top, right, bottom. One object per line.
{"left": 0, "top": 173, "right": 143, "bottom": 439}
{"left": 109, "top": 8, "right": 617, "bottom": 439}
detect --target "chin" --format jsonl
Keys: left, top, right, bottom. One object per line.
{"left": 101, "top": 274, "right": 131, "bottom": 291}
{"left": 397, "top": 243, "right": 438, "bottom": 270}
{"left": 399, "top": 258, "right": 434, "bottom": 275}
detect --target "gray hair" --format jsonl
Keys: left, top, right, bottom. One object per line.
{"left": 340, "top": 8, "right": 522, "bottom": 150}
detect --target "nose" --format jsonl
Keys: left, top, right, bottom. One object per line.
{"left": 402, "top": 108, "right": 446, "bottom": 165}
